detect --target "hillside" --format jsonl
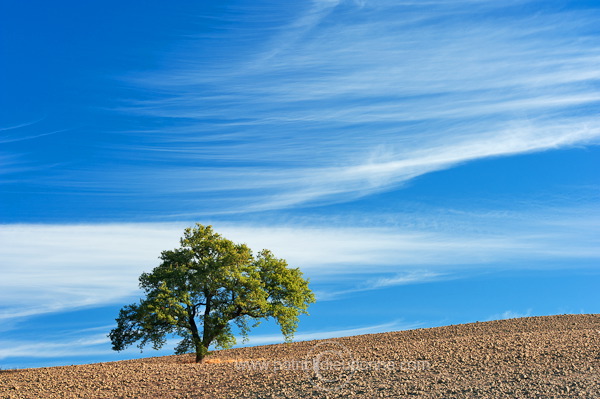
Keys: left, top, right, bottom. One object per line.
{"left": 1, "top": 314, "right": 600, "bottom": 398}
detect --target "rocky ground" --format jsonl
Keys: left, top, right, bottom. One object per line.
{"left": 2, "top": 314, "right": 600, "bottom": 398}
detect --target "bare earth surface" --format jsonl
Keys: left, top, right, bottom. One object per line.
{"left": 2, "top": 314, "right": 600, "bottom": 398}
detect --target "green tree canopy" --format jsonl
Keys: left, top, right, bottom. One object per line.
{"left": 109, "top": 224, "right": 315, "bottom": 362}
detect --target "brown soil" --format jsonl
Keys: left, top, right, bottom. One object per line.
{"left": 2, "top": 314, "right": 600, "bottom": 398}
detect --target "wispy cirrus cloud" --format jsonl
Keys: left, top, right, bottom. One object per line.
{"left": 0, "top": 334, "right": 110, "bottom": 360}
{"left": 314, "top": 270, "right": 445, "bottom": 301}
{"left": 242, "top": 319, "right": 423, "bottom": 346}
{"left": 69, "top": 0, "right": 600, "bottom": 213}
{"left": 0, "top": 119, "right": 67, "bottom": 179}
{"left": 1, "top": 203, "right": 598, "bottom": 320}
{"left": 2, "top": 2, "right": 598, "bottom": 217}
{"left": 0, "top": 319, "right": 420, "bottom": 365}
{"left": 486, "top": 309, "right": 533, "bottom": 321}
{"left": 0, "top": 224, "right": 182, "bottom": 321}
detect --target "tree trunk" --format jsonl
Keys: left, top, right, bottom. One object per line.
{"left": 198, "top": 293, "right": 213, "bottom": 363}
{"left": 195, "top": 344, "right": 207, "bottom": 363}
{"left": 188, "top": 312, "right": 207, "bottom": 363}
{"left": 192, "top": 333, "right": 208, "bottom": 363}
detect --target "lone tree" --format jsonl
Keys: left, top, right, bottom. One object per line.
{"left": 109, "top": 224, "right": 315, "bottom": 363}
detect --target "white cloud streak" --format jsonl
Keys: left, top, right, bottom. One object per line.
{"left": 0, "top": 224, "right": 182, "bottom": 320}
{"left": 1, "top": 204, "right": 598, "bottom": 320}
{"left": 0, "top": 119, "right": 64, "bottom": 178}
{"left": 0, "top": 319, "right": 419, "bottom": 362}
{"left": 486, "top": 309, "right": 533, "bottom": 321}
{"left": 240, "top": 319, "right": 422, "bottom": 346}
{"left": 76, "top": 0, "right": 600, "bottom": 213}
{"left": 314, "top": 271, "right": 445, "bottom": 301}
{"left": 0, "top": 334, "right": 110, "bottom": 360}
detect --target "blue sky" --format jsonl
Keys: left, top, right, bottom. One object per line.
{"left": 1, "top": 0, "right": 599, "bottom": 368}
